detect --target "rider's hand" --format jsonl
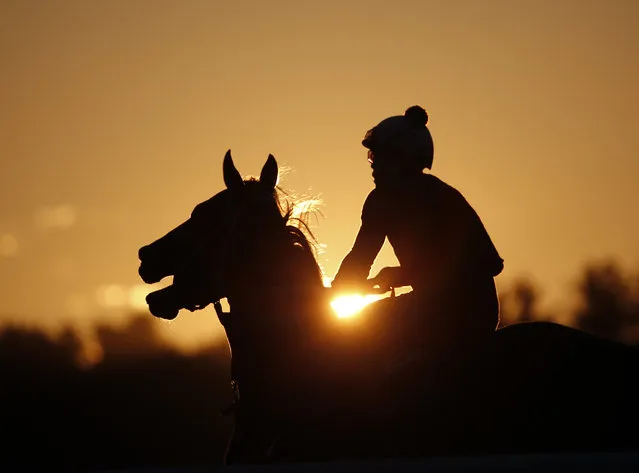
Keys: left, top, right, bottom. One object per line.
{"left": 369, "top": 266, "right": 400, "bottom": 292}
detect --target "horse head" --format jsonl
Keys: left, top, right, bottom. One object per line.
{"left": 137, "top": 150, "right": 292, "bottom": 320}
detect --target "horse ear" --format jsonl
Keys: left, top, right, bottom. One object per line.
{"left": 260, "top": 154, "right": 278, "bottom": 190}
{"left": 223, "top": 150, "right": 244, "bottom": 190}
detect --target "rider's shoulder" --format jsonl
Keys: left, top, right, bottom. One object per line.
{"left": 422, "top": 174, "right": 475, "bottom": 213}
{"left": 422, "top": 173, "right": 452, "bottom": 189}
{"left": 424, "top": 173, "right": 463, "bottom": 197}
{"left": 363, "top": 187, "right": 382, "bottom": 205}
{"left": 360, "top": 188, "right": 391, "bottom": 220}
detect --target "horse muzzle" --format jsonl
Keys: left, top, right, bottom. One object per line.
{"left": 146, "top": 285, "right": 181, "bottom": 320}
{"left": 138, "top": 262, "right": 167, "bottom": 284}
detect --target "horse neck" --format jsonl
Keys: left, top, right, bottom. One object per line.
{"left": 224, "top": 226, "right": 327, "bottom": 378}
{"left": 228, "top": 224, "right": 325, "bottom": 314}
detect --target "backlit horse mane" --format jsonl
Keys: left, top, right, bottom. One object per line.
{"left": 225, "top": 176, "right": 325, "bottom": 290}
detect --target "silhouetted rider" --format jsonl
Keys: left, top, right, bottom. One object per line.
{"left": 332, "top": 105, "right": 503, "bottom": 353}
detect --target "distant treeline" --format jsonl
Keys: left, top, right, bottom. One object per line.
{"left": 1, "top": 258, "right": 638, "bottom": 471}
{"left": 0, "top": 315, "right": 234, "bottom": 472}
{"left": 499, "top": 258, "right": 639, "bottom": 343}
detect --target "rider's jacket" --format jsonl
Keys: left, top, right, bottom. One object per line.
{"left": 333, "top": 173, "right": 503, "bottom": 331}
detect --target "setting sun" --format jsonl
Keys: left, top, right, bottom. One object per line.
{"left": 330, "top": 294, "right": 384, "bottom": 319}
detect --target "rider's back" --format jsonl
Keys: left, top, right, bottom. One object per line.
{"left": 366, "top": 173, "right": 502, "bottom": 336}
{"left": 378, "top": 174, "right": 501, "bottom": 283}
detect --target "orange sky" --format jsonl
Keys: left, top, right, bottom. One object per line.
{"left": 1, "top": 0, "right": 638, "bottom": 349}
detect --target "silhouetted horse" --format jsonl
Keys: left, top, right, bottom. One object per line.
{"left": 138, "top": 151, "right": 639, "bottom": 464}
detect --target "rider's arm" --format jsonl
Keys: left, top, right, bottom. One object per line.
{"left": 332, "top": 191, "right": 386, "bottom": 291}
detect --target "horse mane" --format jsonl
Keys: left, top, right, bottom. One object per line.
{"left": 277, "top": 186, "right": 325, "bottom": 289}
{"left": 238, "top": 178, "right": 325, "bottom": 289}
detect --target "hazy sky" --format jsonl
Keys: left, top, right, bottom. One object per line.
{"left": 1, "top": 0, "right": 638, "bottom": 348}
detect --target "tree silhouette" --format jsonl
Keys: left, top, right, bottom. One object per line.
{"left": 0, "top": 314, "right": 232, "bottom": 472}
{"left": 94, "top": 312, "right": 177, "bottom": 362}
{"left": 572, "top": 260, "right": 638, "bottom": 342}
{"left": 498, "top": 277, "right": 544, "bottom": 326}
{"left": 0, "top": 324, "right": 83, "bottom": 375}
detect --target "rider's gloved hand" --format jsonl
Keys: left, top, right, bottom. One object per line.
{"left": 369, "top": 266, "right": 406, "bottom": 292}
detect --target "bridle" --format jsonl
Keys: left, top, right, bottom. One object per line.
{"left": 174, "top": 187, "right": 278, "bottom": 314}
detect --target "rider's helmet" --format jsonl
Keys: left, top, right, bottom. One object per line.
{"left": 362, "top": 105, "right": 434, "bottom": 170}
